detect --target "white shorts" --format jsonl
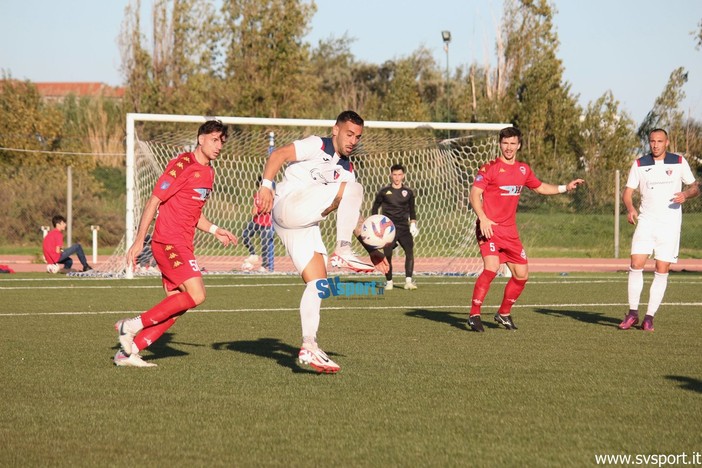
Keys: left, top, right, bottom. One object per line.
{"left": 272, "top": 184, "right": 341, "bottom": 273}
{"left": 631, "top": 218, "right": 681, "bottom": 263}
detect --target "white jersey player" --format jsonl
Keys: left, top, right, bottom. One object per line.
{"left": 619, "top": 128, "right": 699, "bottom": 332}
{"left": 256, "top": 110, "right": 389, "bottom": 373}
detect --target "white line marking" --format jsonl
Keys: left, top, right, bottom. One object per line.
{"left": 2, "top": 302, "right": 701, "bottom": 317}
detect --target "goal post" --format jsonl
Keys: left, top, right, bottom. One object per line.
{"left": 104, "top": 113, "right": 510, "bottom": 278}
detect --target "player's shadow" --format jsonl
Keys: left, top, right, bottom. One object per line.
{"left": 211, "top": 337, "right": 335, "bottom": 374}
{"left": 111, "top": 332, "right": 202, "bottom": 361}
{"left": 533, "top": 308, "right": 621, "bottom": 328}
{"left": 148, "top": 333, "right": 206, "bottom": 361}
{"left": 665, "top": 375, "right": 702, "bottom": 394}
{"left": 405, "top": 308, "right": 499, "bottom": 331}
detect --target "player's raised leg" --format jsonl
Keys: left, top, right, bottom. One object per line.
{"left": 329, "top": 181, "right": 374, "bottom": 273}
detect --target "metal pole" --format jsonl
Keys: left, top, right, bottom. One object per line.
{"left": 125, "top": 114, "right": 136, "bottom": 279}
{"left": 441, "top": 31, "right": 451, "bottom": 138}
{"left": 445, "top": 42, "right": 450, "bottom": 136}
{"left": 91, "top": 225, "right": 100, "bottom": 265}
{"left": 614, "top": 170, "right": 620, "bottom": 258}
{"left": 66, "top": 166, "right": 73, "bottom": 245}
{"left": 268, "top": 132, "right": 275, "bottom": 156}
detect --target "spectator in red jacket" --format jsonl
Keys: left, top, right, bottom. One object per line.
{"left": 42, "top": 215, "right": 92, "bottom": 272}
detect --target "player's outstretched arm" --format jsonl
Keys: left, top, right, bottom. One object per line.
{"left": 534, "top": 178, "right": 585, "bottom": 196}
{"left": 197, "top": 215, "right": 238, "bottom": 247}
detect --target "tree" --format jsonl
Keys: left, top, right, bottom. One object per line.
{"left": 120, "top": 0, "right": 221, "bottom": 115}
{"left": 498, "top": 0, "right": 583, "bottom": 181}
{"left": 580, "top": 91, "right": 638, "bottom": 208}
{"left": 0, "top": 77, "right": 121, "bottom": 247}
{"left": 378, "top": 59, "right": 430, "bottom": 122}
{"left": 637, "top": 67, "right": 688, "bottom": 153}
{"left": 220, "top": 0, "right": 317, "bottom": 118}
{"left": 309, "top": 34, "right": 362, "bottom": 117}
{"left": 119, "top": 0, "right": 156, "bottom": 113}
{"left": 0, "top": 77, "right": 70, "bottom": 169}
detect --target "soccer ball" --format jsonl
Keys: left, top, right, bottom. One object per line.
{"left": 360, "top": 215, "right": 396, "bottom": 248}
{"left": 46, "top": 264, "right": 60, "bottom": 274}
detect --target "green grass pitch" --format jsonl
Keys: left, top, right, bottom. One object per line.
{"left": 1, "top": 272, "right": 700, "bottom": 466}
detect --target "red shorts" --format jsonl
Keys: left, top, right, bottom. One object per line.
{"left": 475, "top": 222, "right": 528, "bottom": 265}
{"left": 151, "top": 241, "right": 201, "bottom": 292}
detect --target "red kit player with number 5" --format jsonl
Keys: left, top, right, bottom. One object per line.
{"left": 114, "top": 120, "right": 238, "bottom": 367}
{"left": 467, "top": 126, "right": 584, "bottom": 332}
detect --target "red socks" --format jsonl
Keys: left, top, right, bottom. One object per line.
{"left": 471, "top": 272, "right": 528, "bottom": 316}
{"left": 470, "top": 270, "right": 497, "bottom": 316}
{"left": 498, "top": 277, "right": 527, "bottom": 315}
{"left": 133, "top": 292, "right": 197, "bottom": 352}
{"left": 134, "top": 311, "right": 186, "bottom": 351}
{"left": 140, "top": 292, "right": 197, "bottom": 327}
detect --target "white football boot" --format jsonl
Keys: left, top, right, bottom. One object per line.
{"left": 329, "top": 245, "right": 374, "bottom": 273}
{"left": 114, "top": 319, "right": 138, "bottom": 355}
{"left": 298, "top": 347, "right": 340, "bottom": 373}
{"left": 113, "top": 350, "right": 157, "bottom": 367}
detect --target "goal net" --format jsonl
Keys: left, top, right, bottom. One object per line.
{"left": 98, "top": 114, "right": 508, "bottom": 278}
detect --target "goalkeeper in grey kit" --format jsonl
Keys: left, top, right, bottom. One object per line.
{"left": 371, "top": 164, "right": 419, "bottom": 290}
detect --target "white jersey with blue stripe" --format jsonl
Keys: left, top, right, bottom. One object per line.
{"left": 626, "top": 152, "right": 695, "bottom": 224}
{"left": 276, "top": 135, "right": 356, "bottom": 198}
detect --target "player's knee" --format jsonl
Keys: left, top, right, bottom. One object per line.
{"left": 190, "top": 290, "right": 206, "bottom": 305}
{"left": 344, "top": 181, "right": 363, "bottom": 199}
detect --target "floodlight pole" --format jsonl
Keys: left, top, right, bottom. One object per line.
{"left": 442, "top": 30, "right": 452, "bottom": 138}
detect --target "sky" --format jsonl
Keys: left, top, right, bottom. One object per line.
{"left": 1, "top": 0, "right": 701, "bottom": 125}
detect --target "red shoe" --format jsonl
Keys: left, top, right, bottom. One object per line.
{"left": 641, "top": 315, "right": 654, "bottom": 332}
{"left": 618, "top": 312, "right": 639, "bottom": 330}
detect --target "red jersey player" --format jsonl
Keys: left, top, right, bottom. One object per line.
{"left": 467, "top": 126, "right": 584, "bottom": 332}
{"left": 114, "top": 120, "right": 238, "bottom": 367}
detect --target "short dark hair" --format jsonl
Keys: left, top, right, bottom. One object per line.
{"left": 52, "top": 215, "right": 66, "bottom": 227}
{"left": 390, "top": 164, "right": 405, "bottom": 173}
{"left": 336, "top": 110, "right": 364, "bottom": 127}
{"left": 198, "top": 120, "right": 229, "bottom": 143}
{"left": 649, "top": 128, "right": 668, "bottom": 138}
{"left": 499, "top": 126, "right": 522, "bottom": 143}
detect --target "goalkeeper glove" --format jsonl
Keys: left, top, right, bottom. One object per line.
{"left": 410, "top": 222, "right": 419, "bottom": 237}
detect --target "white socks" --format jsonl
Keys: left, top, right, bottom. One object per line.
{"left": 628, "top": 268, "right": 669, "bottom": 317}
{"left": 300, "top": 280, "right": 322, "bottom": 339}
{"left": 627, "top": 268, "right": 644, "bottom": 311}
{"left": 335, "top": 182, "right": 363, "bottom": 244}
{"left": 646, "top": 272, "right": 668, "bottom": 317}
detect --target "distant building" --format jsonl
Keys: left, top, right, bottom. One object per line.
{"left": 33, "top": 82, "right": 125, "bottom": 102}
